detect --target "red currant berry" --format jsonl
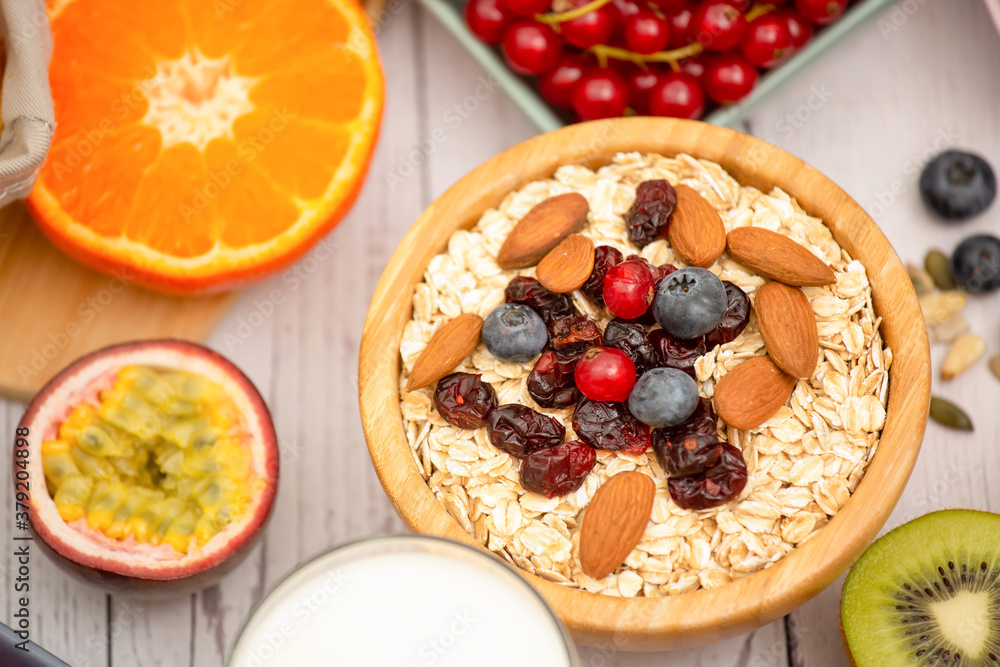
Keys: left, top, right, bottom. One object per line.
{"left": 603, "top": 259, "right": 656, "bottom": 319}
{"left": 740, "top": 14, "right": 794, "bottom": 68}
{"left": 691, "top": 0, "right": 747, "bottom": 52}
{"left": 574, "top": 347, "right": 637, "bottom": 402}
{"left": 776, "top": 8, "right": 814, "bottom": 49}
{"left": 647, "top": 0, "right": 688, "bottom": 12}
{"left": 704, "top": 52, "right": 758, "bottom": 104}
{"left": 561, "top": 3, "right": 615, "bottom": 48}
{"left": 680, "top": 54, "right": 707, "bottom": 82}
{"left": 465, "top": 0, "right": 516, "bottom": 44}
{"left": 498, "top": 0, "right": 550, "bottom": 16}
{"left": 620, "top": 63, "right": 662, "bottom": 115}
{"left": 649, "top": 71, "right": 705, "bottom": 119}
{"left": 538, "top": 54, "right": 589, "bottom": 108}
{"left": 624, "top": 9, "right": 671, "bottom": 54}
{"left": 667, "top": 3, "right": 696, "bottom": 48}
{"left": 794, "top": 0, "right": 847, "bottom": 25}
{"left": 571, "top": 68, "right": 630, "bottom": 120}
{"left": 502, "top": 20, "right": 564, "bottom": 75}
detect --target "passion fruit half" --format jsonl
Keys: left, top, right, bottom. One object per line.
{"left": 17, "top": 340, "right": 278, "bottom": 597}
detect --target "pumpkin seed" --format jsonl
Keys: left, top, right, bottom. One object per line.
{"left": 907, "top": 263, "right": 935, "bottom": 296}
{"left": 989, "top": 355, "right": 1000, "bottom": 383}
{"left": 929, "top": 396, "right": 973, "bottom": 431}
{"left": 928, "top": 313, "right": 970, "bottom": 345}
{"left": 925, "top": 249, "right": 956, "bottom": 290}
{"left": 941, "top": 333, "right": 986, "bottom": 380}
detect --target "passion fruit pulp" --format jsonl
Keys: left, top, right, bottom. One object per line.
{"left": 17, "top": 340, "right": 278, "bottom": 597}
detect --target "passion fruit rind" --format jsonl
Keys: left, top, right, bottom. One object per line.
{"left": 17, "top": 340, "right": 279, "bottom": 597}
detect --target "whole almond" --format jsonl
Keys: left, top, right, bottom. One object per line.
{"left": 726, "top": 227, "right": 836, "bottom": 286}
{"left": 714, "top": 355, "right": 797, "bottom": 430}
{"left": 405, "top": 313, "right": 483, "bottom": 391}
{"left": 755, "top": 282, "right": 819, "bottom": 379}
{"left": 667, "top": 184, "right": 726, "bottom": 268}
{"left": 579, "top": 471, "right": 655, "bottom": 580}
{"left": 497, "top": 193, "right": 589, "bottom": 270}
{"left": 536, "top": 234, "right": 595, "bottom": 293}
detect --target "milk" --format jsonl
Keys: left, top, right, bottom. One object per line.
{"left": 229, "top": 536, "right": 578, "bottom": 667}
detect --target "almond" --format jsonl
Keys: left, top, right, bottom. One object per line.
{"left": 755, "top": 282, "right": 819, "bottom": 379}
{"left": 405, "top": 313, "right": 483, "bottom": 391}
{"left": 666, "top": 184, "right": 726, "bottom": 268}
{"left": 497, "top": 193, "right": 589, "bottom": 270}
{"left": 535, "top": 234, "right": 595, "bottom": 294}
{"left": 579, "top": 471, "right": 655, "bottom": 580}
{"left": 726, "top": 227, "right": 836, "bottom": 287}
{"left": 714, "top": 355, "right": 797, "bottom": 430}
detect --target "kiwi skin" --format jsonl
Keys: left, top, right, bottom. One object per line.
{"left": 841, "top": 509, "right": 1000, "bottom": 667}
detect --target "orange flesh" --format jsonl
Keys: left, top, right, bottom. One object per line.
{"left": 41, "top": 366, "right": 258, "bottom": 554}
{"left": 33, "top": 0, "right": 382, "bottom": 291}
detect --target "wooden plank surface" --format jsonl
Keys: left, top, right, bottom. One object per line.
{"left": 2, "top": 0, "right": 998, "bottom": 664}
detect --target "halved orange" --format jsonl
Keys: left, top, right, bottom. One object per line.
{"left": 30, "top": 0, "right": 383, "bottom": 294}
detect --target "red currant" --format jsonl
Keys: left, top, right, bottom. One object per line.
{"left": 794, "top": 0, "right": 847, "bottom": 25}
{"left": 777, "top": 8, "right": 814, "bottom": 49}
{"left": 667, "top": 3, "right": 696, "bottom": 48}
{"left": 649, "top": 71, "right": 705, "bottom": 119}
{"left": 621, "top": 63, "right": 662, "bottom": 115}
{"left": 680, "top": 54, "right": 707, "bottom": 82}
{"left": 704, "top": 52, "right": 758, "bottom": 104}
{"left": 561, "top": 3, "right": 615, "bottom": 48}
{"left": 538, "top": 54, "right": 589, "bottom": 108}
{"left": 465, "top": 0, "right": 516, "bottom": 45}
{"left": 625, "top": 9, "right": 671, "bottom": 54}
{"left": 647, "top": 0, "right": 688, "bottom": 12}
{"left": 498, "top": 0, "right": 550, "bottom": 16}
{"left": 571, "top": 68, "right": 629, "bottom": 120}
{"left": 574, "top": 347, "right": 637, "bottom": 403}
{"left": 502, "top": 20, "right": 564, "bottom": 75}
{"left": 603, "top": 259, "right": 656, "bottom": 319}
{"left": 740, "top": 14, "right": 794, "bottom": 68}
{"left": 691, "top": 0, "right": 747, "bottom": 52}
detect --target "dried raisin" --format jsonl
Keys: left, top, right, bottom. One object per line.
{"left": 667, "top": 444, "right": 748, "bottom": 510}
{"left": 549, "top": 316, "right": 603, "bottom": 352}
{"left": 520, "top": 441, "right": 596, "bottom": 497}
{"left": 527, "top": 350, "right": 583, "bottom": 409}
{"left": 487, "top": 404, "right": 565, "bottom": 458}
{"left": 504, "top": 276, "right": 575, "bottom": 327}
{"left": 572, "top": 398, "right": 651, "bottom": 454}
{"left": 434, "top": 373, "right": 498, "bottom": 429}
{"left": 625, "top": 179, "right": 677, "bottom": 248}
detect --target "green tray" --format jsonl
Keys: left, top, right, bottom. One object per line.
{"left": 419, "top": 0, "right": 898, "bottom": 131}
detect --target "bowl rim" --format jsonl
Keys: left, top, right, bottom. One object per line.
{"left": 358, "top": 117, "right": 930, "bottom": 651}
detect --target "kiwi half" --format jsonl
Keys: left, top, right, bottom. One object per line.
{"left": 842, "top": 509, "right": 1000, "bottom": 666}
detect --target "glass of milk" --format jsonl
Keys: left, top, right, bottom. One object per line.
{"left": 228, "top": 535, "right": 579, "bottom": 667}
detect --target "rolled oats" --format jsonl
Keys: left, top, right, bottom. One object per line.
{"left": 398, "top": 153, "right": 889, "bottom": 597}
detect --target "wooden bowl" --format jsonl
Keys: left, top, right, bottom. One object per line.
{"left": 359, "top": 118, "right": 930, "bottom": 651}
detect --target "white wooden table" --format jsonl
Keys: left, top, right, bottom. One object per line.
{"left": 2, "top": 0, "right": 999, "bottom": 664}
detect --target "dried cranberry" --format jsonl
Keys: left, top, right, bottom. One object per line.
{"left": 572, "top": 398, "right": 651, "bottom": 454}
{"left": 703, "top": 281, "right": 751, "bottom": 349}
{"left": 668, "top": 444, "right": 748, "bottom": 510}
{"left": 434, "top": 373, "right": 498, "bottom": 429}
{"left": 648, "top": 329, "right": 706, "bottom": 379}
{"left": 625, "top": 179, "right": 678, "bottom": 247}
{"left": 549, "top": 316, "right": 603, "bottom": 351}
{"left": 520, "top": 440, "right": 597, "bottom": 497}
{"left": 527, "top": 349, "right": 583, "bottom": 408}
{"left": 652, "top": 398, "right": 720, "bottom": 474}
{"left": 487, "top": 404, "right": 565, "bottom": 458}
{"left": 603, "top": 319, "right": 659, "bottom": 375}
{"left": 668, "top": 397, "right": 718, "bottom": 439}
{"left": 504, "top": 276, "right": 575, "bottom": 327}
{"left": 581, "top": 245, "right": 623, "bottom": 307}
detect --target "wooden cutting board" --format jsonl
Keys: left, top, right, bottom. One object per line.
{"left": 0, "top": 203, "right": 237, "bottom": 402}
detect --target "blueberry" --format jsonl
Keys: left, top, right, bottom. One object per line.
{"left": 627, "top": 367, "right": 699, "bottom": 428}
{"left": 653, "top": 267, "right": 728, "bottom": 339}
{"left": 482, "top": 304, "right": 548, "bottom": 362}
{"left": 919, "top": 151, "right": 996, "bottom": 220}
{"left": 951, "top": 235, "right": 1000, "bottom": 293}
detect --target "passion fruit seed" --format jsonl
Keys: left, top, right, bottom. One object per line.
{"left": 41, "top": 365, "right": 257, "bottom": 554}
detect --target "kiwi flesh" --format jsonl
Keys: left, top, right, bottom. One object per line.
{"left": 842, "top": 509, "right": 1000, "bottom": 666}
